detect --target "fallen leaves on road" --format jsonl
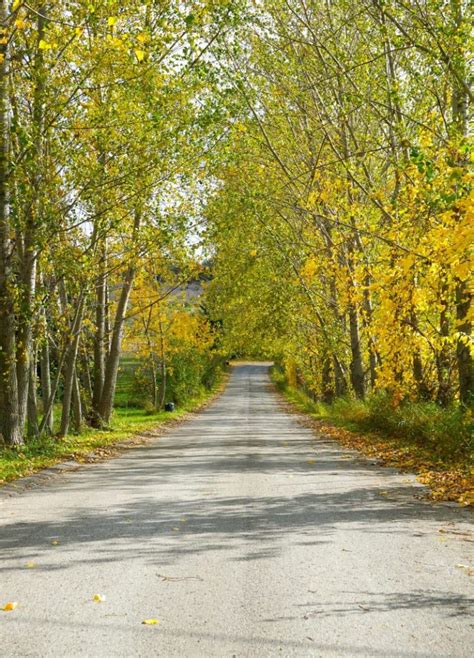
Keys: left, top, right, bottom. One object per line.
{"left": 92, "top": 594, "right": 106, "bottom": 602}
{"left": 291, "top": 411, "right": 473, "bottom": 506}
{"left": 455, "top": 564, "right": 474, "bottom": 576}
{"left": 142, "top": 619, "right": 160, "bottom": 625}
{"left": 2, "top": 602, "right": 18, "bottom": 611}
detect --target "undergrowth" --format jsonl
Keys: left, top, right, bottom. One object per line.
{"left": 271, "top": 367, "right": 473, "bottom": 504}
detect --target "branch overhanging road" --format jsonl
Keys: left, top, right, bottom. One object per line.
{"left": 0, "top": 363, "right": 473, "bottom": 657}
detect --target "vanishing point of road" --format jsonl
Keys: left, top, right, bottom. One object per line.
{"left": 1, "top": 363, "right": 473, "bottom": 657}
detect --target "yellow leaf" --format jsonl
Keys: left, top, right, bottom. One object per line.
{"left": 25, "top": 561, "right": 37, "bottom": 568}
{"left": 107, "top": 16, "right": 118, "bottom": 27}
{"left": 93, "top": 594, "right": 106, "bottom": 602}
{"left": 51, "top": 539, "right": 60, "bottom": 545}
{"left": 12, "top": 0, "right": 21, "bottom": 9}
{"left": 2, "top": 602, "right": 18, "bottom": 611}
{"left": 39, "top": 39, "right": 52, "bottom": 50}
{"left": 142, "top": 619, "right": 159, "bottom": 625}
{"left": 75, "top": 27, "right": 83, "bottom": 37}
{"left": 15, "top": 19, "right": 27, "bottom": 29}
{"left": 137, "top": 33, "right": 148, "bottom": 44}
{"left": 134, "top": 49, "right": 145, "bottom": 62}
{"left": 306, "top": 459, "right": 316, "bottom": 464}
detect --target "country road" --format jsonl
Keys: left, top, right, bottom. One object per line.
{"left": 1, "top": 363, "right": 472, "bottom": 657}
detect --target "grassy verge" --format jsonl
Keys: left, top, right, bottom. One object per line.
{"left": 271, "top": 368, "right": 474, "bottom": 506}
{"left": 0, "top": 376, "right": 226, "bottom": 486}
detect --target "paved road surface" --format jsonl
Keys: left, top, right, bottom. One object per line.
{"left": 1, "top": 363, "right": 473, "bottom": 657}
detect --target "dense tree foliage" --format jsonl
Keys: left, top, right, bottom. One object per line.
{"left": 206, "top": 0, "right": 472, "bottom": 408}
{"left": 0, "top": 0, "right": 238, "bottom": 445}
{"left": 0, "top": 0, "right": 471, "bottom": 447}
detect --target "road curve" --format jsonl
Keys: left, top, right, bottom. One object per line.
{"left": 1, "top": 363, "right": 473, "bottom": 657}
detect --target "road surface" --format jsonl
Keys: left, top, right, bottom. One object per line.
{"left": 1, "top": 363, "right": 473, "bottom": 657}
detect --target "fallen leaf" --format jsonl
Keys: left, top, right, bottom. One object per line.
{"left": 306, "top": 459, "right": 316, "bottom": 464}
{"left": 51, "top": 540, "right": 60, "bottom": 546}
{"left": 25, "top": 562, "right": 37, "bottom": 569}
{"left": 93, "top": 594, "right": 106, "bottom": 602}
{"left": 142, "top": 619, "right": 159, "bottom": 625}
{"left": 2, "top": 602, "right": 18, "bottom": 611}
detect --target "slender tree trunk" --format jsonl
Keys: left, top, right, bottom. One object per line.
{"left": 40, "top": 328, "right": 54, "bottom": 434}
{"left": 16, "top": 5, "right": 47, "bottom": 434}
{"left": 27, "top": 355, "right": 39, "bottom": 439}
{"left": 59, "top": 295, "right": 85, "bottom": 438}
{"left": 72, "top": 369, "right": 83, "bottom": 432}
{"left": 92, "top": 240, "right": 107, "bottom": 412}
{"left": 322, "top": 357, "right": 333, "bottom": 403}
{"left": 450, "top": 0, "right": 472, "bottom": 405}
{"left": 348, "top": 303, "right": 365, "bottom": 398}
{"left": 333, "top": 355, "right": 348, "bottom": 397}
{"left": 0, "top": 1, "right": 22, "bottom": 445}
{"left": 158, "top": 316, "right": 167, "bottom": 409}
{"left": 436, "top": 276, "right": 452, "bottom": 405}
{"left": 38, "top": 346, "right": 67, "bottom": 436}
{"left": 97, "top": 266, "right": 135, "bottom": 424}
{"left": 97, "top": 211, "right": 141, "bottom": 425}
{"left": 81, "top": 350, "right": 93, "bottom": 402}
{"left": 456, "top": 283, "right": 472, "bottom": 405}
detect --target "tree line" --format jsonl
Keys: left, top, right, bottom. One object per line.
{"left": 0, "top": 0, "right": 238, "bottom": 446}
{"left": 206, "top": 0, "right": 472, "bottom": 408}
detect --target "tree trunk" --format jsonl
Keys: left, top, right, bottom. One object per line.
{"left": 97, "top": 266, "right": 135, "bottom": 425}
{"left": 436, "top": 276, "right": 452, "bottom": 406}
{"left": 334, "top": 355, "right": 348, "bottom": 397}
{"left": 27, "top": 355, "right": 39, "bottom": 439}
{"left": 322, "top": 357, "right": 333, "bottom": 403}
{"left": 97, "top": 211, "right": 141, "bottom": 425}
{"left": 40, "top": 329, "right": 54, "bottom": 434}
{"left": 450, "top": 0, "right": 472, "bottom": 405}
{"left": 59, "top": 295, "right": 85, "bottom": 438}
{"left": 72, "top": 369, "right": 83, "bottom": 432}
{"left": 92, "top": 240, "right": 107, "bottom": 412}
{"left": 0, "top": 1, "right": 22, "bottom": 445}
{"left": 348, "top": 303, "right": 365, "bottom": 398}
{"left": 16, "top": 5, "right": 47, "bottom": 434}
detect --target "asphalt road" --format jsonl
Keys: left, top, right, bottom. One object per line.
{"left": 1, "top": 363, "right": 473, "bottom": 657}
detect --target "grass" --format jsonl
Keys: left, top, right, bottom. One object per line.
{"left": 0, "top": 376, "right": 225, "bottom": 486}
